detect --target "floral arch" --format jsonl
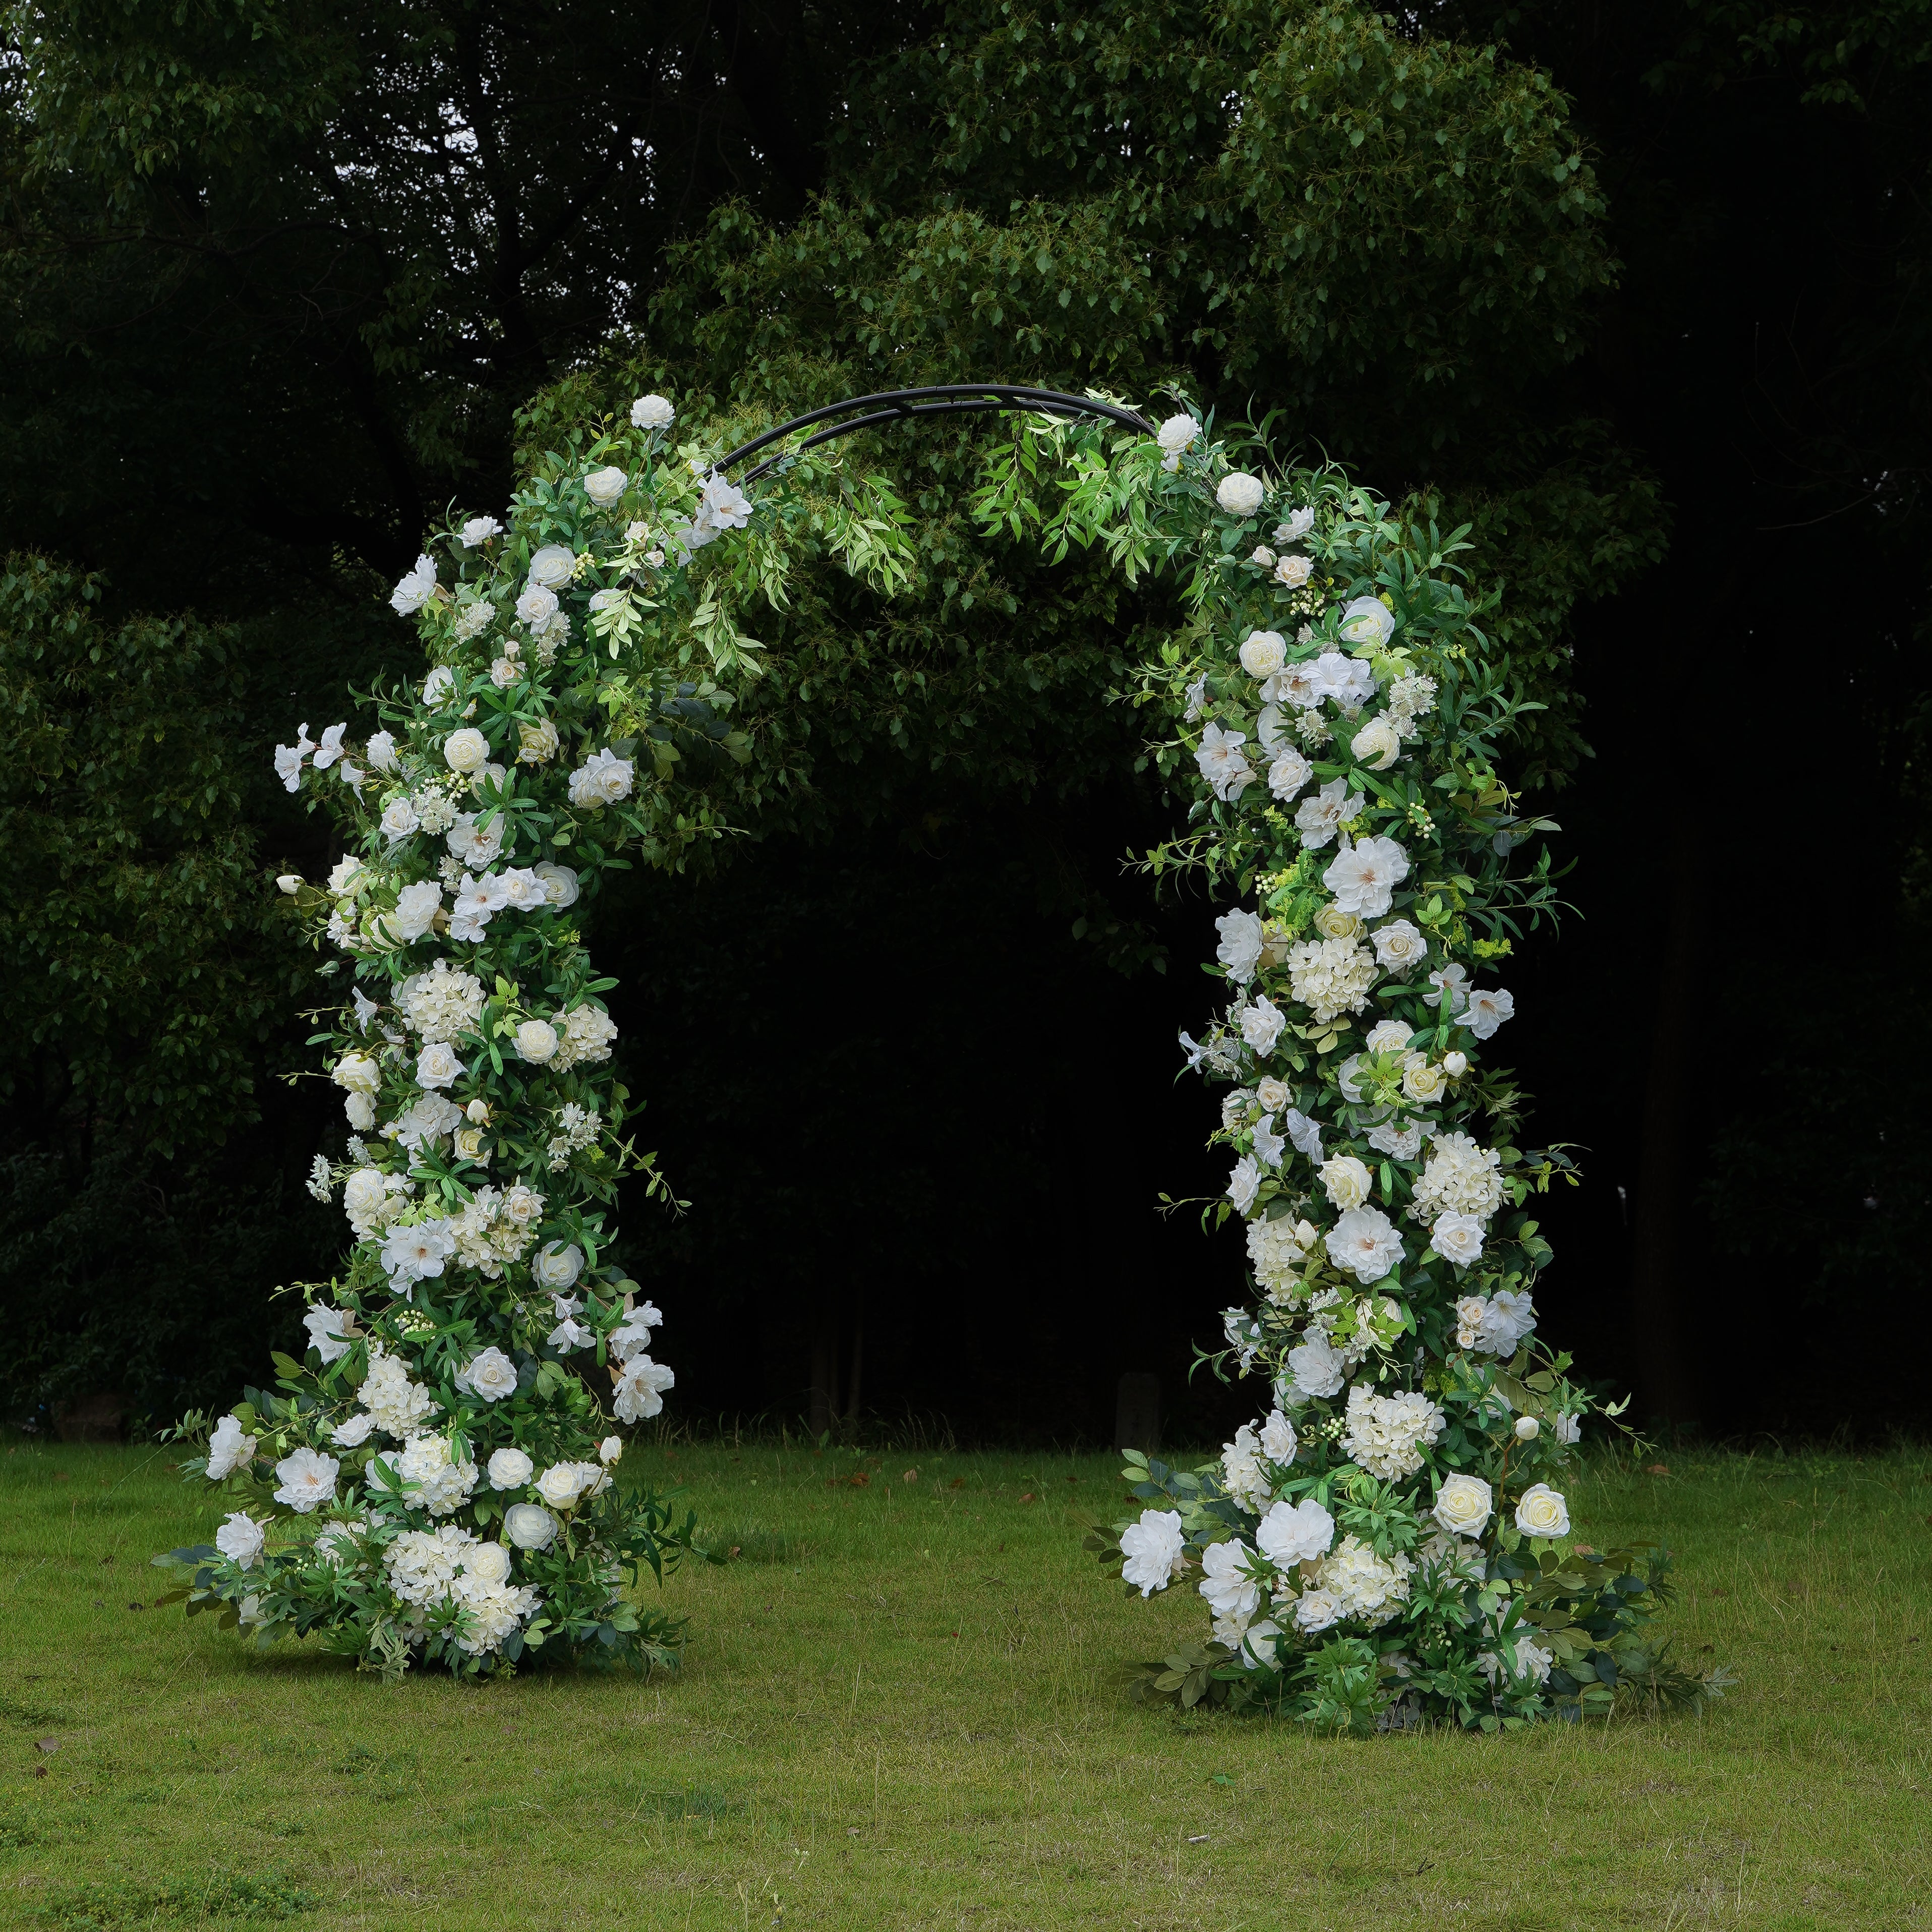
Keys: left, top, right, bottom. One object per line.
{"left": 159, "top": 384, "right": 1701, "bottom": 1728}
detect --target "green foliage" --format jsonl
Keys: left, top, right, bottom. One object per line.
{"left": 28, "top": 1870, "right": 318, "bottom": 1928}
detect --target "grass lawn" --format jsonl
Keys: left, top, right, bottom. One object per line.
{"left": 3, "top": 1435, "right": 1930, "bottom": 1930}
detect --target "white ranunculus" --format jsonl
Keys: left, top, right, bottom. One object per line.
{"left": 631, "top": 393, "right": 676, "bottom": 429}
{"left": 390, "top": 554, "right": 439, "bottom": 616}
{"left": 1268, "top": 746, "right": 1313, "bottom": 802}
{"left": 1155, "top": 413, "right": 1199, "bottom": 455}
{"left": 1194, "top": 724, "right": 1254, "bottom": 802}
{"left": 1466, "top": 987, "right": 1516, "bottom": 1039}
{"left": 527, "top": 544, "right": 576, "bottom": 589}
{"left": 459, "top": 515, "right": 503, "bottom": 547}
{"left": 388, "top": 881, "right": 442, "bottom": 943}
{"left": 1336, "top": 595, "right": 1395, "bottom": 648}
{"left": 583, "top": 465, "right": 627, "bottom": 506}
{"left": 1274, "top": 553, "right": 1313, "bottom": 589}
{"left": 1215, "top": 908, "right": 1265, "bottom": 982}
{"left": 1323, "top": 835, "right": 1410, "bottom": 919}
{"left": 515, "top": 582, "right": 560, "bottom": 628}
{"left": 1351, "top": 716, "right": 1401, "bottom": 770}
{"left": 215, "top": 1510, "right": 267, "bottom": 1568}
{"left": 1120, "top": 1507, "right": 1186, "bottom": 1597}
{"left": 1319, "top": 1154, "right": 1372, "bottom": 1211}
{"left": 272, "top": 1446, "right": 339, "bottom": 1514}
{"left": 1514, "top": 1484, "right": 1570, "bottom": 1540}
{"left": 1216, "top": 472, "right": 1266, "bottom": 516}
{"left": 416, "top": 1041, "right": 463, "bottom": 1090}
{"left": 206, "top": 1413, "right": 254, "bottom": 1480}
{"left": 1239, "top": 996, "right": 1285, "bottom": 1056}
{"left": 487, "top": 1446, "right": 535, "bottom": 1490}
{"left": 1325, "top": 1206, "right": 1404, "bottom": 1282}
{"left": 502, "top": 1502, "right": 558, "bottom": 1550}
{"left": 514, "top": 1018, "right": 559, "bottom": 1064}
{"left": 1432, "top": 1473, "right": 1493, "bottom": 1539}
{"left": 443, "top": 728, "right": 489, "bottom": 775}
{"left": 303, "top": 1305, "right": 355, "bottom": 1365}
{"left": 1257, "top": 1496, "right": 1333, "bottom": 1567}
{"left": 1239, "top": 630, "right": 1286, "bottom": 680}
{"left": 458, "top": 1346, "right": 519, "bottom": 1402}
{"left": 1371, "top": 920, "right": 1426, "bottom": 971}
{"left": 1430, "top": 1210, "right": 1485, "bottom": 1268}
{"left": 531, "top": 1241, "right": 583, "bottom": 1291}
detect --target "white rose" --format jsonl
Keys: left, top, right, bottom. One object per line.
{"left": 1430, "top": 1211, "right": 1485, "bottom": 1268}
{"left": 583, "top": 465, "right": 627, "bottom": 506}
{"left": 514, "top": 1019, "right": 559, "bottom": 1064}
{"left": 1431, "top": 1473, "right": 1493, "bottom": 1539}
{"left": 502, "top": 1502, "right": 558, "bottom": 1549}
{"left": 1336, "top": 595, "right": 1395, "bottom": 648}
{"left": 487, "top": 1446, "right": 535, "bottom": 1490}
{"left": 452, "top": 1127, "right": 488, "bottom": 1163}
{"left": 1239, "top": 630, "right": 1286, "bottom": 680}
{"left": 1443, "top": 1050, "right": 1469, "bottom": 1077}
{"left": 535, "top": 1462, "right": 587, "bottom": 1510}
{"left": 276, "top": 873, "right": 302, "bottom": 895}
{"left": 463, "top": 1541, "right": 513, "bottom": 1588}
{"left": 390, "top": 555, "right": 438, "bottom": 616}
{"left": 333, "top": 1050, "right": 380, "bottom": 1095}
{"left": 1268, "top": 746, "right": 1312, "bottom": 802}
{"left": 1255, "top": 1076, "right": 1290, "bottom": 1111}
{"left": 1514, "top": 1484, "right": 1570, "bottom": 1539}
{"left": 343, "top": 1092, "right": 375, "bottom": 1130}
{"left": 1402, "top": 1056, "right": 1448, "bottom": 1104}
{"left": 1515, "top": 1415, "right": 1541, "bottom": 1441}
{"left": 416, "top": 1042, "right": 463, "bottom": 1090}
{"left": 459, "top": 1347, "right": 520, "bottom": 1402}
{"left": 1371, "top": 920, "right": 1427, "bottom": 971}
{"left": 379, "top": 797, "right": 420, "bottom": 843}
{"left": 532, "top": 1241, "right": 583, "bottom": 1290}
{"left": 1318, "top": 1154, "right": 1372, "bottom": 1211}
{"left": 630, "top": 394, "right": 676, "bottom": 429}
{"left": 1351, "top": 717, "right": 1401, "bottom": 770}
{"left": 515, "top": 583, "right": 560, "bottom": 628}
{"left": 1216, "top": 472, "right": 1267, "bottom": 516}
{"left": 459, "top": 515, "right": 503, "bottom": 548}
{"left": 527, "top": 545, "right": 575, "bottom": 589}
{"left": 443, "top": 728, "right": 489, "bottom": 775}
{"left": 1274, "top": 553, "right": 1313, "bottom": 589}
{"left": 421, "top": 665, "right": 456, "bottom": 709}
{"left": 1274, "top": 509, "right": 1315, "bottom": 544}
{"left": 533, "top": 861, "right": 579, "bottom": 907}
{"left": 1155, "top": 413, "right": 1198, "bottom": 455}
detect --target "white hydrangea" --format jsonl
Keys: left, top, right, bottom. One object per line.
{"left": 1340, "top": 1385, "right": 1445, "bottom": 1480}
{"left": 386, "top": 1525, "right": 475, "bottom": 1606}
{"left": 1220, "top": 1425, "right": 1271, "bottom": 1512}
{"left": 552, "top": 1003, "right": 618, "bottom": 1069}
{"left": 1313, "top": 1534, "right": 1412, "bottom": 1628}
{"left": 402, "top": 961, "right": 486, "bottom": 1044}
{"left": 1412, "top": 1131, "right": 1505, "bottom": 1223}
{"left": 383, "top": 1432, "right": 480, "bottom": 1517}
{"left": 358, "top": 1348, "right": 439, "bottom": 1439}
{"left": 1286, "top": 937, "right": 1377, "bottom": 1022}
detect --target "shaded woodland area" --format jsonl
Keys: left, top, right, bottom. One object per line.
{"left": 3, "top": 0, "right": 1927, "bottom": 1442}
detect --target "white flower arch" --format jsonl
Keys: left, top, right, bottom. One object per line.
{"left": 159, "top": 388, "right": 1691, "bottom": 1724}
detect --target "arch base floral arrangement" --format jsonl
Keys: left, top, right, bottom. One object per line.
{"left": 969, "top": 410, "right": 1721, "bottom": 1733}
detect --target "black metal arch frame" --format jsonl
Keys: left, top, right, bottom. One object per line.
{"left": 716, "top": 385, "right": 1155, "bottom": 485}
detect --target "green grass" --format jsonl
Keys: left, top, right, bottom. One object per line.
{"left": 4, "top": 1437, "right": 1930, "bottom": 1929}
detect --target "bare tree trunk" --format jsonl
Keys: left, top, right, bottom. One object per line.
{"left": 809, "top": 1309, "right": 839, "bottom": 1438}
{"left": 843, "top": 1302, "right": 864, "bottom": 1427}
{"left": 1628, "top": 837, "right": 1702, "bottom": 1428}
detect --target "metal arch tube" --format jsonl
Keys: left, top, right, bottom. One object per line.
{"left": 716, "top": 385, "right": 1156, "bottom": 481}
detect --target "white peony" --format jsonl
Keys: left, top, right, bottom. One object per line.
{"left": 1283, "top": 1333, "right": 1345, "bottom": 1400}
{"left": 1195, "top": 724, "right": 1254, "bottom": 802}
{"left": 1120, "top": 1508, "right": 1186, "bottom": 1597}
{"left": 1239, "top": 630, "right": 1286, "bottom": 680}
{"left": 1325, "top": 1206, "right": 1404, "bottom": 1282}
{"left": 272, "top": 1446, "right": 339, "bottom": 1514}
{"left": 1293, "top": 776, "right": 1362, "bottom": 850}
{"left": 390, "top": 555, "right": 439, "bottom": 615}
{"left": 1432, "top": 1473, "right": 1493, "bottom": 1539}
{"left": 1216, "top": 472, "right": 1266, "bottom": 516}
{"left": 1226, "top": 1155, "right": 1260, "bottom": 1215}
{"left": 215, "top": 1511, "right": 266, "bottom": 1568}
{"left": 1259, "top": 1409, "right": 1298, "bottom": 1465}
{"left": 1323, "top": 835, "right": 1410, "bottom": 919}
{"left": 456, "top": 1346, "right": 519, "bottom": 1403}
{"left": 1198, "top": 1539, "right": 1260, "bottom": 1623}
{"left": 1215, "top": 909, "right": 1265, "bottom": 982}
{"left": 206, "top": 1413, "right": 254, "bottom": 1480}
{"left": 613, "top": 1354, "right": 675, "bottom": 1422}
{"left": 583, "top": 465, "right": 627, "bottom": 506}
{"left": 1257, "top": 1496, "right": 1334, "bottom": 1567}
{"left": 1514, "top": 1484, "right": 1570, "bottom": 1540}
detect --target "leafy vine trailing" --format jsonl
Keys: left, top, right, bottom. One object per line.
{"left": 971, "top": 409, "right": 1723, "bottom": 1732}
{"left": 157, "top": 384, "right": 1716, "bottom": 1722}
{"left": 155, "top": 397, "right": 912, "bottom": 1678}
